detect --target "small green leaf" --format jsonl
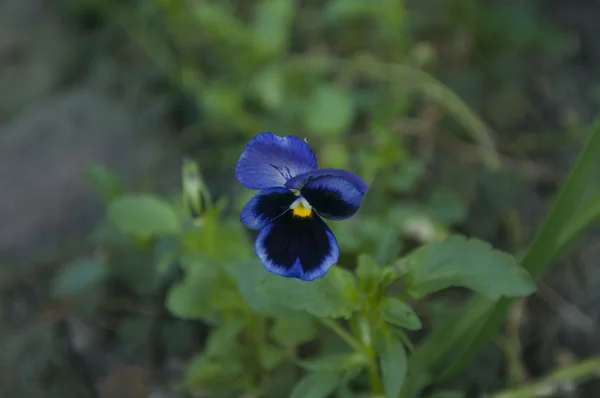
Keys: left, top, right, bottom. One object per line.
{"left": 390, "top": 159, "right": 425, "bottom": 193}
{"left": 204, "top": 318, "right": 246, "bottom": 357}
{"left": 304, "top": 86, "right": 355, "bottom": 136}
{"left": 200, "top": 83, "right": 243, "bottom": 120}
{"left": 380, "top": 298, "right": 422, "bottom": 331}
{"left": 377, "top": 330, "right": 408, "bottom": 398}
{"left": 166, "top": 282, "right": 211, "bottom": 321}
{"left": 402, "top": 235, "right": 536, "bottom": 299}
{"left": 185, "top": 319, "right": 249, "bottom": 389}
{"left": 258, "top": 344, "right": 285, "bottom": 370}
{"left": 83, "top": 163, "right": 125, "bottom": 202}
{"left": 51, "top": 259, "right": 107, "bottom": 298}
{"left": 253, "top": 65, "right": 285, "bottom": 110}
{"left": 226, "top": 260, "right": 298, "bottom": 317}
{"left": 355, "top": 253, "right": 382, "bottom": 295}
{"left": 297, "top": 353, "right": 368, "bottom": 372}
{"left": 337, "top": 366, "right": 363, "bottom": 398}
{"left": 192, "top": 3, "right": 247, "bottom": 41}
{"left": 325, "top": 0, "right": 379, "bottom": 20}
{"left": 253, "top": 0, "right": 295, "bottom": 55}
{"left": 108, "top": 194, "right": 181, "bottom": 238}
{"left": 290, "top": 371, "right": 341, "bottom": 398}
{"left": 258, "top": 267, "right": 360, "bottom": 318}
{"left": 270, "top": 315, "right": 317, "bottom": 347}
{"left": 166, "top": 257, "right": 222, "bottom": 320}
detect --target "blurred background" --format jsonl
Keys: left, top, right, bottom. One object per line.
{"left": 1, "top": 0, "right": 600, "bottom": 397}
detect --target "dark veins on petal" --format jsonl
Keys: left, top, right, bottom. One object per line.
{"left": 261, "top": 211, "right": 332, "bottom": 272}
{"left": 269, "top": 163, "right": 294, "bottom": 181}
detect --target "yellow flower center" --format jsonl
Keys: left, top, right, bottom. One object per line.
{"left": 291, "top": 197, "right": 313, "bottom": 218}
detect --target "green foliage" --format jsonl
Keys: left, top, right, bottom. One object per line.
{"left": 377, "top": 328, "right": 408, "bottom": 398}
{"left": 304, "top": 86, "right": 356, "bottom": 137}
{"left": 402, "top": 121, "right": 600, "bottom": 397}
{"left": 67, "top": 0, "right": 600, "bottom": 397}
{"left": 50, "top": 258, "right": 108, "bottom": 298}
{"left": 108, "top": 194, "right": 181, "bottom": 238}
{"left": 258, "top": 267, "right": 360, "bottom": 319}
{"left": 289, "top": 371, "right": 341, "bottom": 398}
{"left": 380, "top": 298, "right": 422, "bottom": 331}
{"left": 83, "top": 154, "right": 558, "bottom": 397}
{"left": 399, "top": 235, "right": 536, "bottom": 300}
{"left": 83, "top": 163, "right": 125, "bottom": 202}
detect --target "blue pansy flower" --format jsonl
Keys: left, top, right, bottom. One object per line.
{"left": 236, "top": 132, "right": 368, "bottom": 281}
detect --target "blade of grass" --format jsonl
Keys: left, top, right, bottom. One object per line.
{"left": 402, "top": 120, "right": 600, "bottom": 396}
{"left": 491, "top": 357, "right": 600, "bottom": 398}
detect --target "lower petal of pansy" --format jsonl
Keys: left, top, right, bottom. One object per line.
{"left": 254, "top": 211, "right": 339, "bottom": 281}
{"left": 235, "top": 132, "right": 318, "bottom": 190}
{"left": 241, "top": 187, "right": 297, "bottom": 230}
{"left": 296, "top": 169, "right": 368, "bottom": 220}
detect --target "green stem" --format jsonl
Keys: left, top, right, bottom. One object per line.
{"left": 319, "top": 318, "right": 369, "bottom": 358}
{"left": 351, "top": 316, "right": 383, "bottom": 394}
{"left": 320, "top": 317, "right": 384, "bottom": 393}
{"left": 368, "top": 360, "right": 384, "bottom": 395}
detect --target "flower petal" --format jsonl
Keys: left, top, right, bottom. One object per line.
{"left": 289, "top": 169, "right": 367, "bottom": 220}
{"left": 235, "top": 132, "right": 318, "bottom": 190}
{"left": 240, "top": 187, "right": 296, "bottom": 230}
{"left": 255, "top": 212, "right": 339, "bottom": 281}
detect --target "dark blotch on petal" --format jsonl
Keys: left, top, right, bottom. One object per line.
{"left": 255, "top": 211, "right": 339, "bottom": 281}
{"left": 299, "top": 170, "right": 367, "bottom": 220}
{"left": 241, "top": 188, "right": 296, "bottom": 230}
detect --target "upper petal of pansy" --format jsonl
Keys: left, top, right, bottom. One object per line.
{"left": 254, "top": 211, "right": 339, "bottom": 281}
{"left": 288, "top": 169, "right": 368, "bottom": 220}
{"left": 240, "top": 187, "right": 297, "bottom": 230}
{"left": 235, "top": 132, "right": 318, "bottom": 190}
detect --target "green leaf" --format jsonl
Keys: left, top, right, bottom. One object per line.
{"left": 258, "top": 344, "right": 285, "bottom": 371}
{"left": 50, "top": 258, "right": 107, "bottom": 298}
{"left": 297, "top": 353, "right": 368, "bottom": 372}
{"left": 355, "top": 253, "right": 382, "bottom": 295}
{"left": 270, "top": 315, "right": 317, "bottom": 347}
{"left": 377, "top": 330, "right": 408, "bottom": 398}
{"left": 253, "top": 65, "right": 285, "bottom": 110}
{"left": 166, "top": 282, "right": 211, "bottom": 321}
{"left": 403, "top": 121, "right": 600, "bottom": 395}
{"left": 253, "top": 0, "right": 296, "bottom": 55}
{"left": 258, "top": 267, "right": 360, "bottom": 318}
{"left": 325, "top": 0, "right": 379, "bottom": 20}
{"left": 290, "top": 371, "right": 341, "bottom": 398}
{"left": 192, "top": 3, "right": 247, "bottom": 42}
{"left": 380, "top": 298, "right": 422, "bottom": 331}
{"left": 337, "top": 366, "right": 363, "bottom": 398}
{"left": 165, "top": 256, "right": 222, "bottom": 320}
{"left": 83, "top": 163, "right": 125, "bottom": 202}
{"left": 226, "top": 260, "right": 299, "bottom": 317}
{"left": 304, "top": 86, "right": 355, "bottom": 136}
{"left": 402, "top": 235, "right": 536, "bottom": 300}
{"left": 108, "top": 194, "right": 181, "bottom": 238}
{"left": 204, "top": 318, "right": 246, "bottom": 357}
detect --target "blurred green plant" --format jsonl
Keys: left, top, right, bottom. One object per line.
{"left": 82, "top": 157, "right": 537, "bottom": 398}
{"left": 53, "top": 0, "right": 600, "bottom": 396}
